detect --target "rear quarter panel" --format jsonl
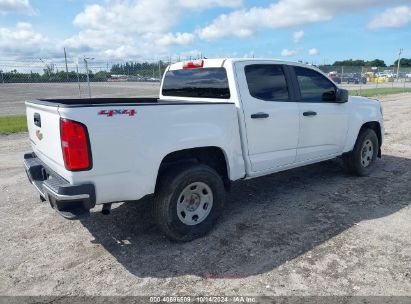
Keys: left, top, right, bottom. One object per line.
{"left": 58, "top": 103, "right": 245, "bottom": 204}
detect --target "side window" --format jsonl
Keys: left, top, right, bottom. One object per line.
{"left": 295, "top": 67, "right": 337, "bottom": 102}
{"left": 245, "top": 65, "right": 289, "bottom": 101}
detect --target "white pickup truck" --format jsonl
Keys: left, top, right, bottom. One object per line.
{"left": 24, "top": 59, "right": 384, "bottom": 241}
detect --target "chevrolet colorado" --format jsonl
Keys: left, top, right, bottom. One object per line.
{"left": 24, "top": 59, "right": 384, "bottom": 241}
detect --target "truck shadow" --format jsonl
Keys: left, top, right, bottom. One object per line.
{"left": 80, "top": 154, "right": 411, "bottom": 279}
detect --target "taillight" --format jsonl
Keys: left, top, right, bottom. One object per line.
{"left": 60, "top": 118, "right": 91, "bottom": 171}
{"left": 183, "top": 59, "right": 204, "bottom": 69}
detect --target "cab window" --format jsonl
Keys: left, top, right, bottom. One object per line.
{"left": 295, "top": 67, "right": 337, "bottom": 102}
{"left": 162, "top": 68, "right": 230, "bottom": 99}
{"left": 245, "top": 64, "right": 289, "bottom": 101}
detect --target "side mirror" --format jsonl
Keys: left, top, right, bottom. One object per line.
{"left": 336, "top": 88, "right": 349, "bottom": 103}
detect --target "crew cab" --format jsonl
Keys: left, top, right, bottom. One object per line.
{"left": 24, "top": 59, "right": 384, "bottom": 241}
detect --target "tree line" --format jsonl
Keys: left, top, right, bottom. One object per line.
{"left": 331, "top": 59, "right": 386, "bottom": 67}
{"left": 330, "top": 58, "right": 411, "bottom": 67}
{"left": 111, "top": 61, "right": 168, "bottom": 75}
{"left": 0, "top": 61, "right": 168, "bottom": 83}
{"left": 393, "top": 58, "right": 411, "bottom": 67}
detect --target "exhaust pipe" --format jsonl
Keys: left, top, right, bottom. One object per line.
{"left": 101, "top": 203, "right": 112, "bottom": 215}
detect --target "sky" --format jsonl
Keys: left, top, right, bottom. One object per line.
{"left": 0, "top": 0, "right": 411, "bottom": 67}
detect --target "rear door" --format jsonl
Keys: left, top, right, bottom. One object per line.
{"left": 235, "top": 62, "right": 299, "bottom": 172}
{"left": 291, "top": 66, "right": 349, "bottom": 162}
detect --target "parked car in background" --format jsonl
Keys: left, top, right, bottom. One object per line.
{"left": 341, "top": 73, "right": 352, "bottom": 83}
{"left": 398, "top": 72, "right": 411, "bottom": 80}
{"left": 342, "top": 73, "right": 367, "bottom": 84}
{"left": 327, "top": 72, "right": 341, "bottom": 84}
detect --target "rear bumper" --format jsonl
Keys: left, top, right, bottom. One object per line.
{"left": 23, "top": 153, "right": 96, "bottom": 219}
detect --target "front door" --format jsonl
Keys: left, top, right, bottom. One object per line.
{"left": 292, "top": 66, "right": 349, "bottom": 162}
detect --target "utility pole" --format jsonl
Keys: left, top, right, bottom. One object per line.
{"left": 39, "top": 58, "right": 50, "bottom": 80}
{"left": 64, "top": 48, "right": 69, "bottom": 81}
{"left": 74, "top": 56, "right": 81, "bottom": 98}
{"left": 396, "top": 48, "right": 403, "bottom": 82}
{"left": 84, "top": 57, "right": 94, "bottom": 98}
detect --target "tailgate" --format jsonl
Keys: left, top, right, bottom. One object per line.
{"left": 26, "top": 101, "right": 66, "bottom": 174}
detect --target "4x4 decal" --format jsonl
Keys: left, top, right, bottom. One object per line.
{"left": 98, "top": 109, "right": 136, "bottom": 117}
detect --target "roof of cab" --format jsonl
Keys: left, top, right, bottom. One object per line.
{"left": 168, "top": 58, "right": 320, "bottom": 71}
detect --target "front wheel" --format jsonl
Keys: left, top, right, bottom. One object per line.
{"left": 343, "top": 128, "right": 379, "bottom": 176}
{"left": 153, "top": 164, "right": 225, "bottom": 241}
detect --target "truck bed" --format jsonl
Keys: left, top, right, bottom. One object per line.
{"left": 26, "top": 96, "right": 243, "bottom": 205}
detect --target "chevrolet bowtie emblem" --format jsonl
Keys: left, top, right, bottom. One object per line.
{"left": 36, "top": 130, "right": 43, "bottom": 141}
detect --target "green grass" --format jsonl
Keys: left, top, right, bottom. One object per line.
{"left": 0, "top": 115, "right": 28, "bottom": 134}
{"left": 349, "top": 87, "right": 411, "bottom": 97}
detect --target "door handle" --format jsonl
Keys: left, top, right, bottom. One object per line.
{"left": 303, "top": 111, "right": 317, "bottom": 117}
{"left": 34, "top": 113, "right": 41, "bottom": 127}
{"left": 251, "top": 112, "right": 269, "bottom": 119}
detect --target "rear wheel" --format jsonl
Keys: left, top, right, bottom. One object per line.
{"left": 153, "top": 164, "right": 225, "bottom": 241}
{"left": 343, "top": 128, "right": 379, "bottom": 176}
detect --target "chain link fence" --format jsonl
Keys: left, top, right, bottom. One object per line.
{"left": 0, "top": 59, "right": 172, "bottom": 100}
{"left": 1, "top": 59, "right": 411, "bottom": 115}
{"left": 317, "top": 65, "right": 411, "bottom": 95}
{"left": 0, "top": 59, "right": 170, "bottom": 81}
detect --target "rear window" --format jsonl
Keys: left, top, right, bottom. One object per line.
{"left": 162, "top": 68, "right": 230, "bottom": 99}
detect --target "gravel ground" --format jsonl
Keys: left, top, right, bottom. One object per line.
{"left": 0, "top": 94, "right": 410, "bottom": 296}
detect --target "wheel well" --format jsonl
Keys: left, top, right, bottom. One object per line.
{"left": 360, "top": 121, "right": 382, "bottom": 147}
{"left": 156, "top": 147, "right": 230, "bottom": 190}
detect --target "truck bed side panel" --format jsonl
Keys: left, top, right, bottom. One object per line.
{"left": 57, "top": 102, "right": 245, "bottom": 204}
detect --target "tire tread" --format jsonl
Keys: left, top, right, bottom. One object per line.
{"left": 153, "top": 164, "right": 224, "bottom": 241}
{"left": 343, "top": 128, "right": 378, "bottom": 176}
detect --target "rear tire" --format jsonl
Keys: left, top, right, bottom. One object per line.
{"left": 153, "top": 164, "right": 225, "bottom": 241}
{"left": 343, "top": 128, "right": 379, "bottom": 176}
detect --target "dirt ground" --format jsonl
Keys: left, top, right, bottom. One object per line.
{"left": 0, "top": 94, "right": 410, "bottom": 297}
